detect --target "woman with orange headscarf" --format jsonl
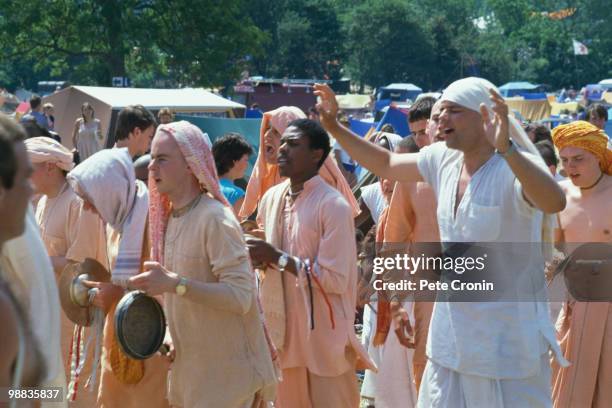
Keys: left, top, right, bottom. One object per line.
{"left": 239, "top": 106, "right": 359, "bottom": 219}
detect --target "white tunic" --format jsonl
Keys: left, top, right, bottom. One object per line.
{"left": 416, "top": 142, "right": 562, "bottom": 379}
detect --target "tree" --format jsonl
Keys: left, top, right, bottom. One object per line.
{"left": 344, "top": 0, "right": 435, "bottom": 89}
{"left": 0, "top": 0, "right": 266, "bottom": 88}
{"left": 153, "top": 0, "right": 266, "bottom": 86}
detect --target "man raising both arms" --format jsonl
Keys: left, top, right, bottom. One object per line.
{"left": 314, "top": 79, "right": 567, "bottom": 407}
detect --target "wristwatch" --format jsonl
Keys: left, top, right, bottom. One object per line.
{"left": 175, "top": 277, "right": 188, "bottom": 296}
{"left": 277, "top": 253, "right": 290, "bottom": 273}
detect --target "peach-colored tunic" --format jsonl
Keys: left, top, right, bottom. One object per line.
{"left": 258, "top": 177, "right": 375, "bottom": 407}
{"left": 383, "top": 181, "right": 439, "bottom": 391}
{"left": 552, "top": 180, "right": 612, "bottom": 408}
{"left": 163, "top": 196, "right": 277, "bottom": 408}
{"left": 35, "top": 184, "right": 107, "bottom": 407}
{"left": 97, "top": 228, "right": 170, "bottom": 408}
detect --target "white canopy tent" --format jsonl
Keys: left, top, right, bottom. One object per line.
{"left": 43, "top": 86, "right": 245, "bottom": 148}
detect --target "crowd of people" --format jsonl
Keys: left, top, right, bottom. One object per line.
{"left": 0, "top": 75, "right": 610, "bottom": 408}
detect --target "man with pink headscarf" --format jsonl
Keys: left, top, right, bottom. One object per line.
{"left": 239, "top": 106, "right": 359, "bottom": 219}
{"left": 25, "top": 136, "right": 107, "bottom": 407}
{"left": 129, "top": 121, "right": 277, "bottom": 408}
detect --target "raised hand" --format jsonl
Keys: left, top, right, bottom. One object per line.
{"left": 313, "top": 84, "right": 340, "bottom": 130}
{"left": 480, "top": 88, "right": 510, "bottom": 153}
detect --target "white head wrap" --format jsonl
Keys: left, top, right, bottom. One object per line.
{"left": 440, "top": 77, "right": 539, "bottom": 156}
{"left": 67, "top": 148, "right": 148, "bottom": 285}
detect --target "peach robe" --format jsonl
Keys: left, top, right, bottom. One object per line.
{"left": 163, "top": 196, "right": 277, "bottom": 407}
{"left": 97, "top": 227, "right": 170, "bottom": 408}
{"left": 257, "top": 176, "right": 375, "bottom": 406}
{"left": 382, "top": 181, "right": 439, "bottom": 392}
{"left": 35, "top": 184, "right": 107, "bottom": 407}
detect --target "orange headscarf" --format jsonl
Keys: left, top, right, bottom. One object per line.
{"left": 552, "top": 120, "right": 612, "bottom": 175}
{"left": 239, "top": 106, "right": 360, "bottom": 218}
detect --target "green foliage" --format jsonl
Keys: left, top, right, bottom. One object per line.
{"left": 343, "top": 0, "right": 436, "bottom": 89}
{"left": 1, "top": 0, "right": 610, "bottom": 91}
{"left": 0, "top": 0, "right": 265, "bottom": 89}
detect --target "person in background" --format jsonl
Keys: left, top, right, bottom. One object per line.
{"left": 535, "top": 140, "right": 561, "bottom": 179}
{"left": 20, "top": 95, "right": 49, "bottom": 130}
{"left": 72, "top": 102, "right": 103, "bottom": 161}
{"left": 408, "top": 96, "right": 437, "bottom": 148}
{"left": 114, "top": 105, "right": 157, "bottom": 159}
{"left": 586, "top": 103, "right": 608, "bottom": 130}
{"left": 43, "top": 102, "right": 55, "bottom": 131}
{"left": 525, "top": 123, "right": 553, "bottom": 144}
{"left": 157, "top": 107, "right": 174, "bottom": 125}
{"left": 212, "top": 133, "right": 254, "bottom": 216}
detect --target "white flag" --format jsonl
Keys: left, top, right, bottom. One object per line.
{"left": 573, "top": 40, "right": 589, "bottom": 55}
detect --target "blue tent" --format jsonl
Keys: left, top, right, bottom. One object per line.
{"left": 499, "top": 82, "right": 540, "bottom": 97}
{"left": 376, "top": 83, "right": 422, "bottom": 107}
{"left": 375, "top": 106, "right": 410, "bottom": 137}
{"left": 349, "top": 118, "right": 377, "bottom": 137}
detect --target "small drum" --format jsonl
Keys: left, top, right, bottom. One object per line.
{"left": 114, "top": 291, "right": 166, "bottom": 360}
{"left": 555, "top": 243, "right": 612, "bottom": 302}
{"left": 59, "top": 258, "right": 110, "bottom": 326}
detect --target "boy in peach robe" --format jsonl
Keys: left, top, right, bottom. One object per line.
{"left": 551, "top": 121, "right": 612, "bottom": 408}
{"left": 25, "top": 137, "right": 107, "bottom": 406}
{"left": 380, "top": 102, "right": 442, "bottom": 393}
{"left": 67, "top": 148, "right": 169, "bottom": 408}
{"left": 247, "top": 119, "right": 375, "bottom": 407}
{"left": 130, "top": 121, "right": 277, "bottom": 407}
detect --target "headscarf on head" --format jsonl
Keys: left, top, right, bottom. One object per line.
{"left": 239, "top": 106, "right": 360, "bottom": 219}
{"left": 441, "top": 77, "right": 556, "bottom": 260}
{"left": 67, "top": 148, "right": 148, "bottom": 286}
{"left": 25, "top": 136, "right": 74, "bottom": 172}
{"left": 552, "top": 120, "right": 612, "bottom": 175}
{"left": 148, "top": 121, "right": 229, "bottom": 264}
{"left": 441, "top": 77, "right": 540, "bottom": 157}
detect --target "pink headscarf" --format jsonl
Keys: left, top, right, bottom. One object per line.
{"left": 25, "top": 136, "right": 74, "bottom": 172}
{"left": 239, "top": 106, "right": 360, "bottom": 218}
{"left": 149, "top": 121, "right": 229, "bottom": 263}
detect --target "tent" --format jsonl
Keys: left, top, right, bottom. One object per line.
{"left": 43, "top": 86, "right": 245, "bottom": 148}
{"left": 376, "top": 83, "right": 422, "bottom": 111}
{"left": 499, "top": 82, "right": 540, "bottom": 97}
{"left": 505, "top": 97, "right": 551, "bottom": 121}
{"left": 598, "top": 79, "right": 612, "bottom": 90}
{"left": 336, "top": 94, "right": 371, "bottom": 110}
